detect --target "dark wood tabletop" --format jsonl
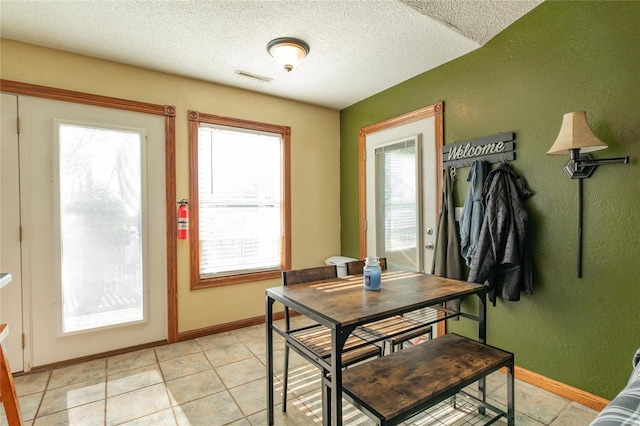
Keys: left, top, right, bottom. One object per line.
{"left": 267, "top": 270, "right": 484, "bottom": 328}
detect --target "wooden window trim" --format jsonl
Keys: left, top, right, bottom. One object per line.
{"left": 188, "top": 110, "right": 291, "bottom": 290}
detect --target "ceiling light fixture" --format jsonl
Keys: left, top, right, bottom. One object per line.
{"left": 267, "top": 37, "right": 310, "bottom": 72}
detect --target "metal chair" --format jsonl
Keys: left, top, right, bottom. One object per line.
{"left": 280, "top": 265, "right": 382, "bottom": 412}
{"left": 346, "top": 259, "right": 433, "bottom": 354}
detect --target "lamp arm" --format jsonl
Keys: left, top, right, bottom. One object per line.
{"left": 576, "top": 156, "right": 629, "bottom": 167}
{"left": 566, "top": 149, "right": 630, "bottom": 179}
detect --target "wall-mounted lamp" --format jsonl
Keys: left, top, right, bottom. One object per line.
{"left": 267, "top": 37, "right": 310, "bottom": 72}
{"left": 547, "top": 111, "right": 629, "bottom": 278}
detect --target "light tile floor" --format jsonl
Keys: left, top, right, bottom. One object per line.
{"left": 1, "top": 318, "right": 601, "bottom": 425}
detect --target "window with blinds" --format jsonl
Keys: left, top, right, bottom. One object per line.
{"left": 188, "top": 112, "right": 291, "bottom": 289}
{"left": 198, "top": 125, "right": 281, "bottom": 277}
{"left": 375, "top": 137, "right": 421, "bottom": 271}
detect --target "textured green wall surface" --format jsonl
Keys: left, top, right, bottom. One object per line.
{"left": 340, "top": 1, "right": 640, "bottom": 400}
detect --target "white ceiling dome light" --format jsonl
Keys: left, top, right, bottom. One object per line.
{"left": 267, "top": 37, "right": 310, "bottom": 72}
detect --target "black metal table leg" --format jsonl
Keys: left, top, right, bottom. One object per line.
{"left": 507, "top": 359, "right": 515, "bottom": 426}
{"left": 329, "top": 326, "right": 352, "bottom": 425}
{"left": 478, "top": 290, "right": 487, "bottom": 415}
{"left": 266, "top": 296, "right": 275, "bottom": 425}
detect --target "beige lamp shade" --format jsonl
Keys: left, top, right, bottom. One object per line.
{"left": 547, "top": 111, "right": 609, "bottom": 155}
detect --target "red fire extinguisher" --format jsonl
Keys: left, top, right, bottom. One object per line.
{"left": 177, "top": 199, "right": 189, "bottom": 240}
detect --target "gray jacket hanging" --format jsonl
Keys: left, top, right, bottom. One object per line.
{"left": 432, "top": 169, "right": 465, "bottom": 314}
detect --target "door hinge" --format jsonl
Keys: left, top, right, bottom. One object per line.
{"left": 19, "top": 226, "right": 23, "bottom": 242}
{"left": 363, "top": 220, "right": 367, "bottom": 231}
{"left": 17, "top": 117, "right": 20, "bottom": 134}
{"left": 22, "top": 333, "right": 25, "bottom": 349}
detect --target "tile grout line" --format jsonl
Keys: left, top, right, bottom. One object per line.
{"left": 154, "top": 344, "right": 181, "bottom": 426}
{"left": 29, "top": 370, "right": 52, "bottom": 423}
{"left": 204, "top": 334, "right": 260, "bottom": 425}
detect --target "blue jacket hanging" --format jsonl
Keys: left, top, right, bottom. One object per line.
{"left": 459, "top": 160, "right": 489, "bottom": 267}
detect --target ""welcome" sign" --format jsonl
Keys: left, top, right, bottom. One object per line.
{"left": 442, "top": 132, "right": 515, "bottom": 169}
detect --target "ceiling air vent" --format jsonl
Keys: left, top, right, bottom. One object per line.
{"left": 235, "top": 70, "right": 272, "bottom": 82}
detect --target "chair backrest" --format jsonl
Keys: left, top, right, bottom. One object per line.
{"left": 282, "top": 264, "right": 338, "bottom": 286}
{"left": 281, "top": 265, "right": 338, "bottom": 330}
{"left": 345, "top": 258, "right": 388, "bottom": 275}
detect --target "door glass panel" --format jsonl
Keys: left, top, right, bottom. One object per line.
{"left": 57, "top": 123, "right": 144, "bottom": 333}
{"left": 375, "top": 138, "right": 420, "bottom": 271}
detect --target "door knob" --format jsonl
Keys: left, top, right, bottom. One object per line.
{"left": 425, "top": 243, "right": 434, "bottom": 250}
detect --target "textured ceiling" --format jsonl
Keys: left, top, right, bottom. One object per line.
{"left": 0, "top": 0, "right": 542, "bottom": 110}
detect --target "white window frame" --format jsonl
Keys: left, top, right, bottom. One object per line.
{"left": 52, "top": 119, "right": 149, "bottom": 335}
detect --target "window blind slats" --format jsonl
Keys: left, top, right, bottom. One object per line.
{"left": 380, "top": 144, "right": 417, "bottom": 251}
{"left": 197, "top": 126, "right": 282, "bottom": 277}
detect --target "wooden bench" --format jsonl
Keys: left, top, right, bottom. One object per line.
{"left": 341, "top": 333, "right": 514, "bottom": 425}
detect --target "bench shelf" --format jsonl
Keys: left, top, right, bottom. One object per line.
{"left": 341, "top": 333, "right": 514, "bottom": 425}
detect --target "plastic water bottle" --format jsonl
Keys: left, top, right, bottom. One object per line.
{"left": 363, "top": 256, "right": 382, "bottom": 291}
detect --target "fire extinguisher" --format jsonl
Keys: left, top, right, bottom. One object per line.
{"left": 177, "top": 199, "right": 189, "bottom": 240}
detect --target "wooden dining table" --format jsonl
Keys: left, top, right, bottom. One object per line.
{"left": 265, "top": 270, "right": 488, "bottom": 426}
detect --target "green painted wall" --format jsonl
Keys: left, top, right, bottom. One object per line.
{"left": 340, "top": 1, "right": 640, "bottom": 400}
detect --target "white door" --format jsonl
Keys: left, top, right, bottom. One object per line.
{"left": 16, "top": 96, "right": 167, "bottom": 367}
{"left": 1, "top": 93, "right": 25, "bottom": 372}
{"left": 365, "top": 115, "right": 438, "bottom": 273}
